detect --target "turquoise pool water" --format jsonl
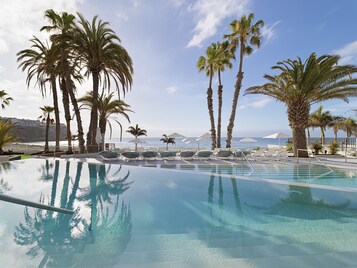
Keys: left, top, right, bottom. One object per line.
{"left": 2, "top": 159, "right": 357, "bottom": 267}
{"left": 161, "top": 162, "right": 357, "bottom": 189}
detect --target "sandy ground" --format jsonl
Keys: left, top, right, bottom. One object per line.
{"left": 3, "top": 143, "right": 66, "bottom": 155}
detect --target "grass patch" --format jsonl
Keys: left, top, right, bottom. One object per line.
{"left": 20, "top": 154, "right": 32, "bottom": 160}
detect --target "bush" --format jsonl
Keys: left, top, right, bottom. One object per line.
{"left": 328, "top": 141, "right": 339, "bottom": 155}
{"left": 311, "top": 142, "right": 322, "bottom": 155}
{"left": 286, "top": 143, "right": 293, "bottom": 152}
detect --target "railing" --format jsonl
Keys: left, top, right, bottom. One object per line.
{"left": 0, "top": 193, "right": 74, "bottom": 214}
{"left": 297, "top": 149, "right": 333, "bottom": 172}
{"left": 236, "top": 149, "right": 255, "bottom": 175}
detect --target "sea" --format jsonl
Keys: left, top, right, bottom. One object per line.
{"left": 25, "top": 137, "right": 289, "bottom": 151}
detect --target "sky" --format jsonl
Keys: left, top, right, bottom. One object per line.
{"left": 1, "top": 0, "right": 357, "bottom": 139}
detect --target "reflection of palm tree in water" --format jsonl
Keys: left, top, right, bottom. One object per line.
{"left": 0, "top": 161, "right": 15, "bottom": 193}
{"left": 207, "top": 165, "right": 242, "bottom": 222}
{"left": 13, "top": 161, "right": 133, "bottom": 267}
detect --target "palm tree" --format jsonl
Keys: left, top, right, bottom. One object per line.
{"left": 245, "top": 53, "right": 357, "bottom": 157}
{"left": 38, "top": 106, "right": 55, "bottom": 152}
{"left": 41, "top": 9, "right": 86, "bottom": 154}
{"left": 160, "top": 134, "right": 176, "bottom": 151}
{"left": 73, "top": 14, "right": 133, "bottom": 152}
{"left": 336, "top": 117, "right": 357, "bottom": 149}
{"left": 213, "top": 41, "right": 233, "bottom": 148}
{"left": 309, "top": 106, "right": 333, "bottom": 145}
{"left": 78, "top": 91, "right": 132, "bottom": 150}
{"left": 17, "top": 37, "right": 61, "bottom": 152}
{"left": 328, "top": 116, "right": 345, "bottom": 141}
{"left": 197, "top": 44, "right": 218, "bottom": 149}
{"left": 0, "top": 120, "right": 17, "bottom": 155}
{"left": 126, "top": 124, "right": 147, "bottom": 151}
{"left": 224, "top": 13, "right": 264, "bottom": 148}
{"left": 0, "top": 90, "right": 13, "bottom": 110}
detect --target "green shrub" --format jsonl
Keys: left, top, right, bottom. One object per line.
{"left": 311, "top": 142, "right": 322, "bottom": 155}
{"left": 286, "top": 143, "right": 293, "bottom": 152}
{"left": 328, "top": 141, "right": 339, "bottom": 155}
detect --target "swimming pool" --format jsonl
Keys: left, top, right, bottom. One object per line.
{"left": 2, "top": 158, "right": 357, "bottom": 267}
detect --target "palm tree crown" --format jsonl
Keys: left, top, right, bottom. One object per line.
{"left": 126, "top": 124, "right": 147, "bottom": 138}
{"left": 0, "top": 90, "right": 13, "bottom": 110}
{"left": 160, "top": 134, "right": 176, "bottom": 151}
{"left": 224, "top": 13, "right": 264, "bottom": 148}
{"left": 245, "top": 53, "right": 357, "bottom": 156}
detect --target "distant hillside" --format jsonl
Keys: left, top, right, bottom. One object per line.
{"left": 3, "top": 117, "right": 67, "bottom": 142}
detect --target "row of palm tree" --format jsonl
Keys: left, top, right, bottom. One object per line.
{"left": 307, "top": 105, "right": 357, "bottom": 146}
{"left": 198, "top": 13, "right": 264, "bottom": 149}
{"left": 17, "top": 9, "right": 133, "bottom": 153}
{"left": 245, "top": 53, "right": 357, "bottom": 156}
{"left": 0, "top": 90, "right": 16, "bottom": 154}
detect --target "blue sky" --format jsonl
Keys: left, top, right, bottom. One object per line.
{"left": 1, "top": 0, "right": 357, "bottom": 138}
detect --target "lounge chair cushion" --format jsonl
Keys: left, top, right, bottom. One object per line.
{"left": 121, "top": 152, "right": 140, "bottom": 159}
{"left": 99, "top": 151, "right": 119, "bottom": 159}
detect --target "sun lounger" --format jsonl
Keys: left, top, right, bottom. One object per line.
{"left": 195, "top": 150, "right": 213, "bottom": 160}
{"left": 140, "top": 151, "right": 158, "bottom": 161}
{"left": 179, "top": 151, "right": 196, "bottom": 160}
{"left": 215, "top": 150, "right": 233, "bottom": 159}
{"left": 121, "top": 151, "right": 140, "bottom": 161}
{"left": 98, "top": 151, "right": 120, "bottom": 161}
{"left": 159, "top": 151, "right": 178, "bottom": 160}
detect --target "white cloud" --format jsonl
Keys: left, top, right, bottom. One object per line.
{"left": 166, "top": 86, "right": 178, "bottom": 94}
{"left": 170, "top": 0, "right": 186, "bottom": 8}
{"left": 186, "top": 0, "right": 249, "bottom": 48}
{"left": 238, "top": 98, "right": 272, "bottom": 110}
{"left": 261, "top": 21, "right": 280, "bottom": 44}
{"left": 0, "top": 0, "right": 81, "bottom": 55}
{"left": 333, "top": 40, "right": 357, "bottom": 65}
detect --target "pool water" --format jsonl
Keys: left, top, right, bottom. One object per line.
{"left": 161, "top": 162, "right": 357, "bottom": 189}
{"left": 1, "top": 159, "right": 357, "bottom": 267}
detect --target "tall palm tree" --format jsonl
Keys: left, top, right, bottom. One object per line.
{"left": 126, "top": 124, "right": 147, "bottom": 151}
{"left": 78, "top": 91, "right": 132, "bottom": 150}
{"left": 160, "top": 134, "right": 176, "bottom": 151}
{"left": 213, "top": 41, "right": 233, "bottom": 148}
{"left": 0, "top": 90, "right": 13, "bottom": 110}
{"left": 197, "top": 44, "right": 218, "bottom": 149}
{"left": 17, "top": 37, "right": 61, "bottom": 152}
{"left": 38, "top": 106, "right": 55, "bottom": 152}
{"left": 245, "top": 53, "right": 357, "bottom": 157}
{"left": 309, "top": 105, "right": 333, "bottom": 145}
{"left": 0, "top": 120, "right": 17, "bottom": 155}
{"left": 336, "top": 117, "right": 357, "bottom": 149}
{"left": 41, "top": 9, "right": 86, "bottom": 154}
{"left": 74, "top": 14, "right": 133, "bottom": 152}
{"left": 328, "top": 116, "right": 345, "bottom": 141}
{"left": 224, "top": 13, "right": 264, "bottom": 148}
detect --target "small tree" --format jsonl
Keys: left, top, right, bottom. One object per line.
{"left": 39, "top": 106, "right": 55, "bottom": 152}
{"left": 126, "top": 124, "right": 147, "bottom": 151}
{"left": 0, "top": 120, "right": 17, "bottom": 155}
{"left": 160, "top": 134, "right": 176, "bottom": 151}
{"left": 311, "top": 142, "right": 322, "bottom": 155}
{"left": 328, "top": 141, "right": 339, "bottom": 155}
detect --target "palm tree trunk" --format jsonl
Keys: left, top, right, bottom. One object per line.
{"left": 292, "top": 127, "right": 308, "bottom": 157}
{"left": 51, "top": 76, "right": 60, "bottom": 152}
{"left": 207, "top": 67, "right": 216, "bottom": 150}
{"left": 67, "top": 78, "right": 85, "bottom": 153}
{"left": 99, "top": 116, "right": 106, "bottom": 151}
{"left": 87, "top": 71, "right": 99, "bottom": 153}
{"left": 217, "top": 70, "right": 223, "bottom": 148}
{"left": 226, "top": 44, "right": 244, "bottom": 148}
{"left": 320, "top": 127, "right": 325, "bottom": 145}
{"left": 306, "top": 128, "right": 311, "bottom": 145}
{"left": 44, "top": 115, "right": 50, "bottom": 152}
{"left": 60, "top": 77, "right": 72, "bottom": 154}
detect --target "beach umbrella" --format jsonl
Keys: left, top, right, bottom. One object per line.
{"left": 128, "top": 138, "right": 146, "bottom": 151}
{"left": 196, "top": 132, "right": 211, "bottom": 149}
{"left": 168, "top": 132, "right": 186, "bottom": 139}
{"left": 263, "top": 132, "right": 290, "bottom": 146}
{"left": 239, "top": 137, "right": 258, "bottom": 143}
